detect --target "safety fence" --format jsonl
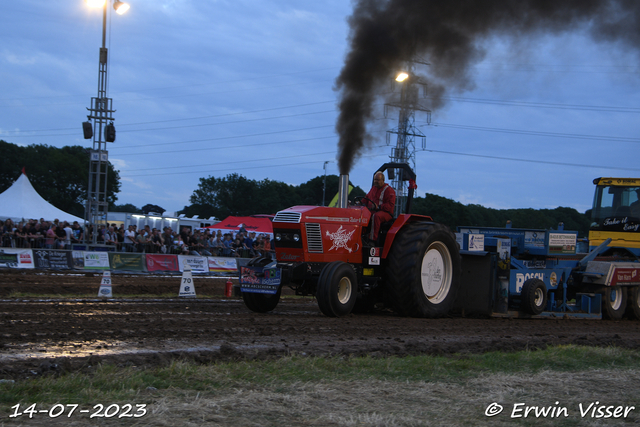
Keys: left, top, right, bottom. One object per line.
{"left": 0, "top": 248, "right": 250, "bottom": 275}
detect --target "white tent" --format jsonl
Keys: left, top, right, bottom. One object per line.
{"left": 0, "top": 171, "right": 84, "bottom": 223}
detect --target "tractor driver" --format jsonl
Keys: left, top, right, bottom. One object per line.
{"left": 364, "top": 171, "right": 396, "bottom": 243}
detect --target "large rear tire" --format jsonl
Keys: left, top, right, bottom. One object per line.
{"left": 521, "top": 278, "right": 547, "bottom": 315}
{"left": 627, "top": 286, "right": 640, "bottom": 320}
{"left": 241, "top": 255, "right": 281, "bottom": 313}
{"left": 386, "top": 222, "right": 461, "bottom": 318}
{"left": 317, "top": 261, "right": 357, "bottom": 317}
{"left": 602, "top": 286, "right": 627, "bottom": 320}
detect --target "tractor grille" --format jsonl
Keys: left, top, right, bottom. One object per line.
{"left": 305, "top": 223, "right": 323, "bottom": 253}
{"left": 274, "top": 211, "right": 302, "bottom": 223}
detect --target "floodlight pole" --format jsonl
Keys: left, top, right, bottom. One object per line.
{"left": 84, "top": 2, "right": 117, "bottom": 245}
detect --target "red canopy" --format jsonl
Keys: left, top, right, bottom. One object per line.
{"left": 204, "top": 216, "right": 273, "bottom": 235}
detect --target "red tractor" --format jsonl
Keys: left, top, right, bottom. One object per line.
{"left": 238, "top": 163, "right": 462, "bottom": 317}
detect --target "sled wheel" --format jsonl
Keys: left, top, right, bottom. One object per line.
{"left": 521, "top": 278, "right": 547, "bottom": 315}
{"left": 386, "top": 222, "right": 461, "bottom": 317}
{"left": 626, "top": 286, "right": 640, "bottom": 320}
{"left": 317, "top": 261, "right": 357, "bottom": 317}
{"left": 603, "top": 286, "right": 627, "bottom": 320}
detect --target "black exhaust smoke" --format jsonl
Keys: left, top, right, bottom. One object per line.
{"left": 334, "top": 0, "right": 640, "bottom": 174}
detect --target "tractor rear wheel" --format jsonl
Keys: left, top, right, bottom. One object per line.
{"left": 386, "top": 222, "right": 461, "bottom": 318}
{"left": 521, "top": 278, "right": 547, "bottom": 315}
{"left": 627, "top": 286, "right": 640, "bottom": 320}
{"left": 602, "top": 286, "right": 627, "bottom": 320}
{"left": 317, "top": 261, "right": 357, "bottom": 317}
{"left": 241, "top": 256, "right": 281, "bottom": 313}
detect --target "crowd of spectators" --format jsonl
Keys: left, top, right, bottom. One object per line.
{"left": 1, "top": 219, "right": 272, "bottom": 258}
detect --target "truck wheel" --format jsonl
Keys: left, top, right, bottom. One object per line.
{"left": 241, "top": 255, "right": 281, "bottom": 313}
{"left": 316, "top": 261, "right": 357, "bottom": 317}
{"left": 386, "top": 222, "right": 461, "bottom": 318}
{"left": 602, "top": 286, "right": 627, "bottom": 320}
{"left": 627, "top": 287, "right": 640, "bottom": 320}
{"left": 242, "top": 287, "right": 282, "bottom": 313}
{"left": 521, "top": 278, "right": 547, "bottom": 315}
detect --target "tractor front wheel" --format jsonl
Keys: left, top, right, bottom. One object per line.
{"left": 316, "top": 261, "right": 357, "bottom": 317}
{"left": 386, "top": 222, "right": 461, "bottom": 317}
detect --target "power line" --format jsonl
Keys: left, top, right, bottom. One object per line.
{"left": 429, "top": 122, "right": 640, "bottom": 143}
{"left": 112, "top": 126, "right": 335, "bottom": 156}
{"left": 433, "top": 96, "right": 640, "bottom": 113}
{"left": 422, "top": 148, "right": 640, "bottom": 172}
{"left": 116, "top": 135, "right": 336, "bottom": 159}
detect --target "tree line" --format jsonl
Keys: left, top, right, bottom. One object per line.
{"left": 182, "top": 172, "right": 590, "bottom": 236}
{"left": 0, "top": 141, "right": 120, "bottom": 218}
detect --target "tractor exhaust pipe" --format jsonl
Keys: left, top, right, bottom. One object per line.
{"left": 338, "top": 174, "right": 349, "bottom": 208}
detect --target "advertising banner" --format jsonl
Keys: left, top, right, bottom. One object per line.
{"left": 109, "top": 253, "right": 145, "bottom": 271}
{"left": 146, "top": 254, "right": 179, "bottom": 272}
{"left": 83, "top": 251, "right": 110, "bottom": 270}
{"left": 0, "top": 249, "right": 34, "bottom": 269}
{"left": 208, "top": 257, "right": 238, "bottom": 273}
{"left": 32, "top": 249, "right": 73, "bottom": 270}
{"left": 177, "top": 255, "right": 208, "bottom": 274}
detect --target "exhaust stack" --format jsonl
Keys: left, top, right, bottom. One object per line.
{"left": 338, "top": 174, "right": 349, "bottom": 208}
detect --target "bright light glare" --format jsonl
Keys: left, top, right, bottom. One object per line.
{"left": 114, "top": 1, "right": 130, "bottom": 14}
{"left": 395, "top": 72, "right": 409, "bottom": 82}
{"left": 86, "top": 0, "right": 106, "bottom": 7}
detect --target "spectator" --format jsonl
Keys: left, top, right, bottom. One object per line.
{"left": 2, "top": 219, "right": 14, "bottom": 247}
{"left": 104, "top": 226, "right": 117, "bottom": 247}
{"left": 194, "top": 230, "right": 212, "bottom": 256}
{"left": 123, "top": 225, "right": 137, "bottom": 252}
{"left": 222, "top": 233, "right": 235, "bottom": 257}
{"left": 210, "top": 235, "right": 224, "bottom": 256}
{"left": 162, "top": 227, "right": 174, "bottom": 254}
{"left": 262, "top": 236, "right": 272, "bottom": 256}
{"left": 114, "top": 226, "right": 123, "bottom": 251}
{"left": 150, "top": 229, "right": 163, "bottom": 253}
{"left": 136, "top": 228, "right": 149, "bottom": 252}
{"left": 15, "top": 223, "right": 27, "bottom": 248}
{"left": 44, "top": 222, "right": 56, "bottom": 249}
{"left": 71, "top": 221, "right": 84, "bottom": 244}
{"left": 31, "top": 222, "right": 44, "bottom": 248}
{"left": 244, "top": 232, "right": 255, "bottom": 257}
{"left": 62, "top": 221, "right": 73, "bottom": 249}
{"left": 176, "top": 234, "right": 189, "bottom": 255}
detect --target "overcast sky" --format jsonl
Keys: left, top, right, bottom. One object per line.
{"left": 1, "top": 0, "right": 639, "bottom": 217}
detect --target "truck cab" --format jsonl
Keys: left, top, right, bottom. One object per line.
{"left": 589, "top": 178, "right": 640, "bottom": 257}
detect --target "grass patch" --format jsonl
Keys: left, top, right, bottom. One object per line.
{"left": 2, "top": 345, "right": 640, "bottom": 426}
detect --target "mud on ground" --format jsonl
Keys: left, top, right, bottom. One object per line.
{"left": 1, "top": 269, "right": 640, "bottom": 379}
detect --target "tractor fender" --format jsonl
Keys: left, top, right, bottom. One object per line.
{"left": 381, "top": 214, "right": 434, "bottom": 259}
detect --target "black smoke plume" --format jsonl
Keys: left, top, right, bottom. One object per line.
{"left": 334, "top": 0, "right": 640, "bottom": 174}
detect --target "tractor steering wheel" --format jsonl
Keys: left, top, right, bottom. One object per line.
{"left": 354, "top": 196, "right": 376, "bottom": 209}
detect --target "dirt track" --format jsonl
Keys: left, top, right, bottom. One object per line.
{"left": 2, "top": 269, "right": 640, "bottom": 379}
